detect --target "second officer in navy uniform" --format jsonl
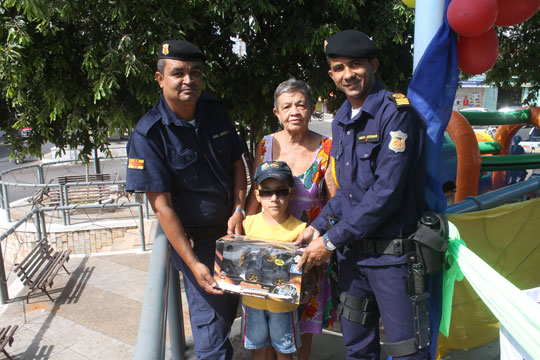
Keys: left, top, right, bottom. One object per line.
{"left": 126, "top": 40, "right": 247, "bottom": 359}
{"left": 296, "top": 30, "right": 428, "bottom": 359}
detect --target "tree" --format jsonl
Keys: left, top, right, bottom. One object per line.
{"left": 487, "top": 12, "right": 540, "bottom": 105}
{"left": 0, "top": 0, "right": 415, "bottom": 164}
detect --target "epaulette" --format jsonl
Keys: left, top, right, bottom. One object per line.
{"left": 389, "top": 93, "right": 412, "bottom": 109}
{"left": 134, "top": 108, "right": 161, "bottom": 136}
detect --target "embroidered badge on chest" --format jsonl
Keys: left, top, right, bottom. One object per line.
{"left": 388, "top": 131, "right": 407, "bottom": 153}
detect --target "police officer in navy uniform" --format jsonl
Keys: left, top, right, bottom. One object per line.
{"left": 126, "top": 40, "right": 247, "bottom": 359}
{"left": 296, "top": 30, "right": 428, "bottom": 359}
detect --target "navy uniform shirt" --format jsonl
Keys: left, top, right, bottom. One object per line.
{"left": 126, "top": 93, "right": 244, "bottom": 228}
{"left": 311, "top": 82, "right": 426, "bottom": 265}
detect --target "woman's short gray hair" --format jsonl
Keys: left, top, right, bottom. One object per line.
{"left": 273, "top": 78, "right": 314, "bottom": 110}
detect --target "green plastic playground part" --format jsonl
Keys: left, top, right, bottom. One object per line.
{"left": 478, "top": 141, "right": 501, "bottom": 154}
{"left": 480, "top": 154, "right": 540, "bottom": 171}
{"left": 460, "top": 109, "right": 531, "bottom": 126}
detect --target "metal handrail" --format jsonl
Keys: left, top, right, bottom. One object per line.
{"left": 134, "top": 224, "right": 185, "bottom": 360}
{"left": 447, "top": 176, "right": 540, "bottom": 214}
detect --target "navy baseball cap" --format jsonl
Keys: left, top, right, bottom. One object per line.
{"left": 158, "top": 40, "right": 206, "bottom": 62}
{"left": 254, "top": 161, "right": 294, "bottom": 187}
{"left": 324, "top": 30, "right": 378, "bottom": 60}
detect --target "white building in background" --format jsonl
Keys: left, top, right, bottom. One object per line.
{"left": 454, "top": 74, "right": 540, "bottom": 112}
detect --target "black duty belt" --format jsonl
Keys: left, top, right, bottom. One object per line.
{"left": 184, "top": 225, "right": 226, "bottom": 240}
{"left": 353, "top": 238, "right": 416, "bottom": 257}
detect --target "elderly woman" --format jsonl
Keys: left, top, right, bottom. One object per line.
{"left": 246, "top": 78, "right": 336, "bottom": 360}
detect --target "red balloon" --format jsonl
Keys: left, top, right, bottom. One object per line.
{"left": 447, "top": 0, "right": 498, "bottom": 37}
{"left": 495, "top": 0, "right": 539, "bottom": 26}
{"left": 457, "top": 28, "right": 499, "bottom": 75}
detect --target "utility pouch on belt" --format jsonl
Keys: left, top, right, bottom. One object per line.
{"left": 409, "top": 211, "right": 449, "bottom": 274}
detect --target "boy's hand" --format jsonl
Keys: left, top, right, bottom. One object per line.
{"left": 294, "top": 226, "right": 320, "bottom": 246}
{"left": 227, "top": 211, "right": 244, "bottom": 235}
{"left": 297, "top": 236, "right": 332, "bottom": 272}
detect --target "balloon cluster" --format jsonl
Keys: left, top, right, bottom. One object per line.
{"left": 446, "top": 0, "right": 539, "bottom": 74}
{"left": 403, "top": 0, "right": 539, "bottom": 74}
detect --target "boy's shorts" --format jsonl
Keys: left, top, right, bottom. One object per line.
{"left": 241, "top": 304, "right": 301, "bottom": 354}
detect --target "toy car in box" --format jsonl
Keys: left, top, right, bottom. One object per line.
{"left": 214, "top": 235, "right": 303, "bottom": 304}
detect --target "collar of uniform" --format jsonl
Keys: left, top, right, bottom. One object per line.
{"left": 158, "top": 96, "right": 198, "bottom": 128}
{"left": 336, "top": 82, "right": 385, "bottom": 126}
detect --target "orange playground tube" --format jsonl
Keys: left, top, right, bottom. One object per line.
{"left": 446, "top": 111, "right": 482, "bottom": 202}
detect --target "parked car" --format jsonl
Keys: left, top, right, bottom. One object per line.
{"left": 521, "top": 127, "right": 540, "bottom": 154}
{"left": 18, "top": 127, "right": 33, "bottom": 138}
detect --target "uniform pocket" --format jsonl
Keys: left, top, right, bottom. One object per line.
{"left": 355, "top": 142, "right": 379, "bottom": 189}
{"left": 212, "top": 135, "right": 231, "bottom": 153}
{"left": 190, "top": 310, "right": 220, "bottom": 352}
{"left": 212, "top": 135, "right": 233, "bottom": 170}
{"left": 169, "top": 148, "right": 200, "bottom": 185}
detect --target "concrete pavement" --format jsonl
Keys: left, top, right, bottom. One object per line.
{"left": 0, "top": 246, "right": 500, "bottom": 359}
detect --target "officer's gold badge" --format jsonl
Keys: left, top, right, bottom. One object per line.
{"left": 162, "top": 44, "right": 169, "bottom": 56}
{"left": 388, "top": 131, "right": 407, "bottom": 153}
{"left": 128, "top": 158, "right": 145, "bottom": 170}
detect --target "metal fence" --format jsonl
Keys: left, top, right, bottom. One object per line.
{"left": 0, "top": 201, "right": 146, "bottom": 304}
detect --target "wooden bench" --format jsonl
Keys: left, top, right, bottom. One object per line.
{"left": 46, "top": 173, "right": 111, "bottom": 205}
{"left": 0, "top": 325, "right": 18, "bottom": 360}
{"left": 13, "top": 239, "right": 72, "bottom": 303}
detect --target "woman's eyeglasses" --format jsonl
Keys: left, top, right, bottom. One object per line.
{"left": 257, "top": 188, "right": 291, "bottom": 198}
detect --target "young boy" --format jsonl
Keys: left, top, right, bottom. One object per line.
{"left": 242, "top": 161, "right": 306, "bottom": 360}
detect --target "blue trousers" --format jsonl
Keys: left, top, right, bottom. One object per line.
{"left": 172, "top": 237, "right": 239, "bottom": 360}
{"left": 338, "top": 255, "right": 429, "bottom": 360}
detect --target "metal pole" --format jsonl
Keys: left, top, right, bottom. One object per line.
{"left": 94, "top": 147, "right": 101, "bottom": 174}
{"left": 2, "top": 182, "right": 10, "bottom": 223}
{"left": 413, "top": 0, "right": 446, "bottom": 71}
{"left": 139, "top": 205, "right": 145, "bottom": 252}
{"left": 145, "top": 193, "right": 150, "bottom": 220}
{"left": 40, "top": 210, "right": 47, "bottom": 240}
{"left": 0, "top": 240, "right": 9, "bottom": 304}
{"left": 0, "top": 176, "right": 4, "bottom": 210}
{"left": 134, "top": 224, "right": 170, "bottom": 360}
{"left": 34, "top": 210, "right": 42, "bottom": 241}
{"left": 37, "top": 164, "right": 45, "bottom": 184}
{"left": 59, "top": 184, "right": 67, "bottom": 225}
{"left": 168, "top": 262, "right": 186, "bottom": 360}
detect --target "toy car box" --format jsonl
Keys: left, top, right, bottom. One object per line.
{"left": 214, "top": 235, "right": 303, "bottom": 304}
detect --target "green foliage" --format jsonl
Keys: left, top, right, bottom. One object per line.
{"left": 487, "top": 12, "right": 540, "bottom": 105}
{"left": 0, "top": 0, "right": 415, "bottom": 163}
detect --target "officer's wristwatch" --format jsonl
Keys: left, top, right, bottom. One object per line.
{"left": 234, "top": 207, "right": 246, "bottom": 218}
{"left": 323, "top": 232, "right": 336, "bottom": 251}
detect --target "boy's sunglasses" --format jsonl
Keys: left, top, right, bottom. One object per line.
{"left": 257, "top": 188, "right": 291, "bottom": 198}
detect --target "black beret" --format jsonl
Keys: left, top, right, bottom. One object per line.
{"left": 324, "top": 30, "right": 378, "bottom": 59}
{"left": 158, "top": 40, "right": 206, "bottom": 62}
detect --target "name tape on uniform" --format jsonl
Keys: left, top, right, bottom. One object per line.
{"left": 212, "top": 130, "right": 229, "bottom": 139}
{"left": 358, "top": 134, "right": 379, "bottom": 143}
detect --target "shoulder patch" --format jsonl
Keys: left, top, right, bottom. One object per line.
{"left": 388, "top": 131, "right": 407, "bottom": 153}
{"left": 389, "top": 93, "right": 411, "bottom": 108}
{"left": 128, "top": 158, "right": 145, "bottom": 169}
